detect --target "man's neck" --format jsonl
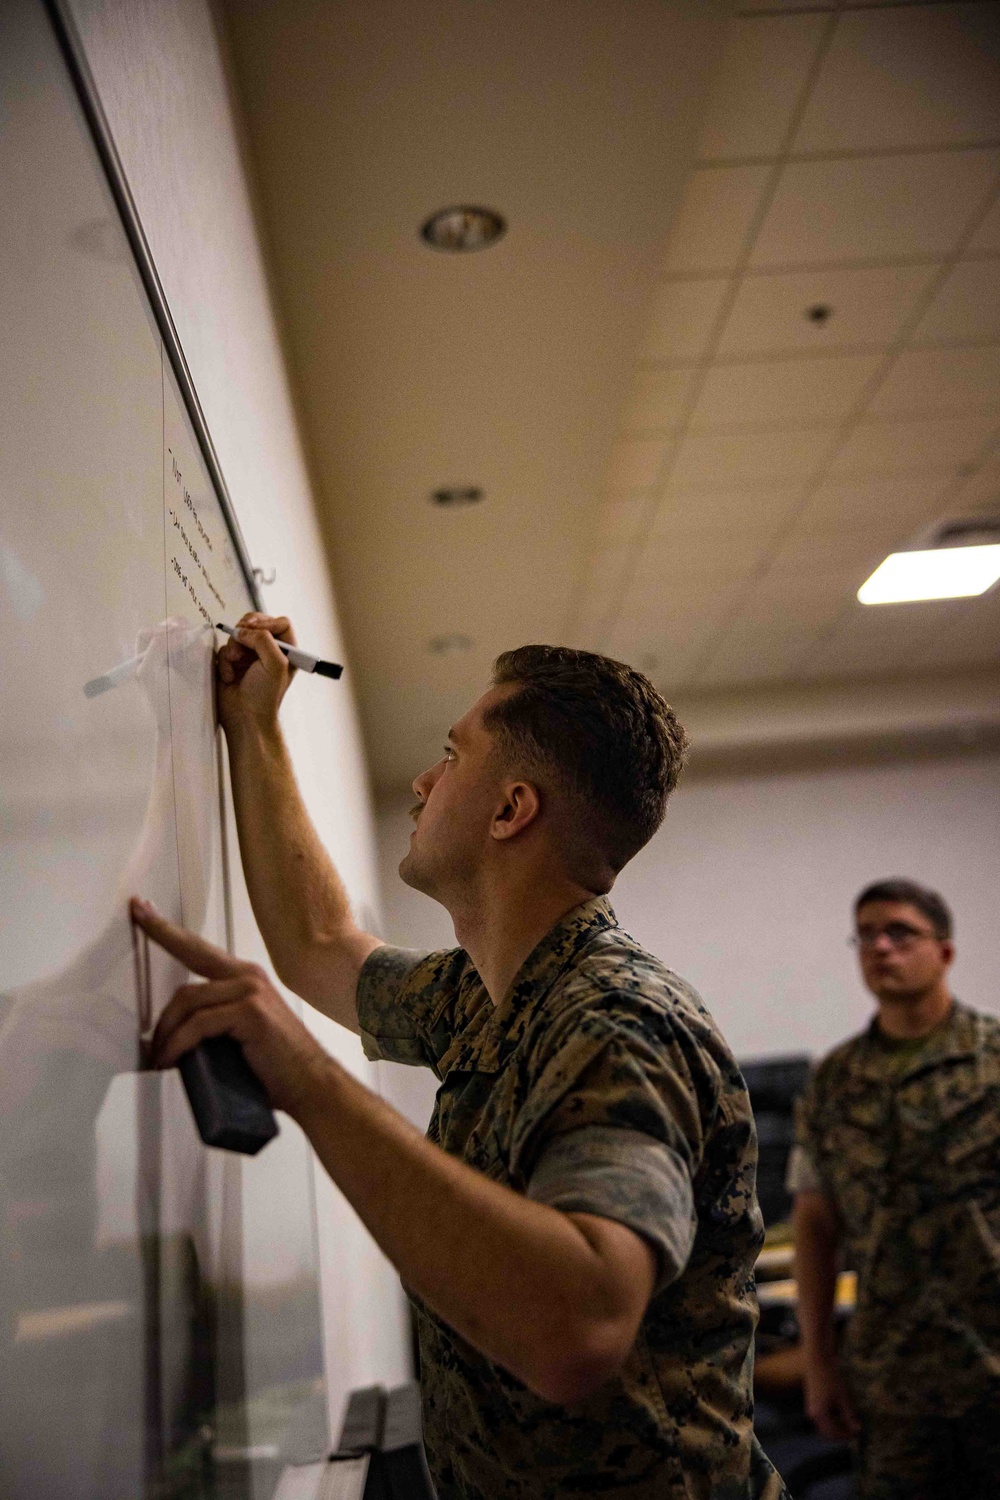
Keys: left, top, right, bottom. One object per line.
{"left": 450, "top": 870, "right": 596, "bottom": 1004}
{"left": 875, "top": 983, "right": 953, "bottom": 1040}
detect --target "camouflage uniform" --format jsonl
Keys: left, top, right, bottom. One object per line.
{"left": 792, "top": 1003, "right": 1000, "bottom": 1498}
{"left": 358, "top": 896, "right": 786, "bottom": 1499}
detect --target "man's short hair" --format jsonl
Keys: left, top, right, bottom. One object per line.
{"left": 485, "top": 645, "right": 688, "bottom": 887}
{"left": 854, "top": 878, "right": 953, "bottom": 939}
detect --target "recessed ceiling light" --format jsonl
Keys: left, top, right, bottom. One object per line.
{"left": 431, "top": 486, "right": 484, "bottom": 507}
{"left": 420, "top": 206, "right": 506, "bottom": 253}
{"left": 428, "top": 633, "right": 473, "bottom": 655}
{"left": 858, "top": 544, "right": 1000, "bottom": 605}
{"left": 805, "top": 303, "right": 833, "bottom": 324}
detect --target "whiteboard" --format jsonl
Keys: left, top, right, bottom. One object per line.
{"left": 0, "top": 2, "right": 326, "bottom": 1494}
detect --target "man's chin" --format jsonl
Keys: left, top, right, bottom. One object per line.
{"left": 874, "top": 984, "right": 921, "bottom": 1005}
{"left": 398, "top": 849, "right": 431, "bottom": 895}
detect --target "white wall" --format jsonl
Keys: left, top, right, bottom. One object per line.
{"left": 66, "top": 0, "right": 410, "bottom": 1429}
{"left": 377, "top": 750, "right": 1000, "bottom": 1086}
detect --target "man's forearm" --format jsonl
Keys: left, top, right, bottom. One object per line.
{"left": 225, "top": 720, "right": 378, "bottom": 1028}
{"left": 293, "top": 1057, "right": 654, "bottom": 1405}
{"left": 793, "top": 1199, "right": 840, "bottom": 1366}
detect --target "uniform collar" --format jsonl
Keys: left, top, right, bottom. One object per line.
{"left": 436, "top": 895, "right": 617, "bottom": 1077}
{"left": 861, "top": 999, "right": 977, "bottom": 1080}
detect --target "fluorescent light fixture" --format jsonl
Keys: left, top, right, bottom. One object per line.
{"left": 858, "top": 544, "right": 1000, "bottom": 605}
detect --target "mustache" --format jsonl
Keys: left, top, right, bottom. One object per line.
{"left": 409, "top": 803, "right": 423, "bottom": 824}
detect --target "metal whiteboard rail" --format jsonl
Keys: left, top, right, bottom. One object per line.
{"left": 42, "top": 0, "right": 264, "bottom": 615}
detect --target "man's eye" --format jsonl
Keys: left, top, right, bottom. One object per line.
{"left": 443, "top": 746, "right": 456, "bottom": 761}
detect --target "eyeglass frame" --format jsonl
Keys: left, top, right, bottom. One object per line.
{"left": 848, "top": 921, "right": 943, "bottom": 952}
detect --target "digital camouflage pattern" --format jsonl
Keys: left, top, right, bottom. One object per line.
{"left": 854, "top": 1400, "right": 1000, "bottom": 1500}
{"left": 358, "top": 897, "right": 786, "bottom": 1499}
{"left": 795, "top": 1002, "right": 1000, "bottom": 1419}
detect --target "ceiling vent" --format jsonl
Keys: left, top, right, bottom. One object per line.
{"left": 932, "top": 515, "right": 1000, "bottom": 548}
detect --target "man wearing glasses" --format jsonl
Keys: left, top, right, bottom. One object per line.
{"left": 789, "top": 878, "right": 1000, "bottom": 1499}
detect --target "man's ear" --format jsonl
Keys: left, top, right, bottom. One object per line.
{"left": 941, "top": 938, "right": 955, "bottom": 967}
{"left": 491, "top": 781, "right": 541, "bottom": 842}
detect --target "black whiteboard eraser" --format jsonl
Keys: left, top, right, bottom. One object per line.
{"left": 178, "top": 1036, "right": 279, "bottom": 1155}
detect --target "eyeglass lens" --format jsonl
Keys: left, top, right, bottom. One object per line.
{"left": 851, "top": 923, "right": 936, "bottom": 949}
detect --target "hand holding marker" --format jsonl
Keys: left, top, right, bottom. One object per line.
{"left": 216, "top": 622, "right": 342, "bottom": 679}
{"left": 84, "top": 621, "right": 343, "bottom": 698}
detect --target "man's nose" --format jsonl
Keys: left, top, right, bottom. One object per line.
{"left": 412, "top": 764, "right": 436, "bottom": 799}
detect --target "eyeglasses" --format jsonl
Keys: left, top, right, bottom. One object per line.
{"left": 849, "top": 923, "right": 940, "bottom": 951}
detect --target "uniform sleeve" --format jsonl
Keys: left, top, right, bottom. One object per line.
{"left": 785, "top": 1143, "right": 823, "bottom": 1195}
{"left": 527, "top": 1124, "right": 696, "bottom": 1293}
{"left": 789, "top": 1074, "right": 826, "bottom": 1195}
{"left": 512, "top": 1013, "right": 706, "bottom": 1292}
{"left": 356, "top": 944, "right": 469, "bottom": 1071}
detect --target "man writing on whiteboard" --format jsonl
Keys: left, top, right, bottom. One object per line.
{"left": 132, "top": 612, "right": 785, "bottom": 1500}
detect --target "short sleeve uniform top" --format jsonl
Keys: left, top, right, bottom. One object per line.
{"left": 794, "top": 1003, "right": 1000, "bottom": 1416}
{"left": 357, "top": 897, "right": 786, "bottom": 1500}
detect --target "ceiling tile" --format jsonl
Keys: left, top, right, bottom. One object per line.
{"left": 575, "top": 544, "right": 634, "bottom": 622}
{"left": 688, "top": 352, "right": 880, "bottom": 430}
{"left": 721, "top": 593, "right": 848, "bottom": 635}
{"left": 606, "top": 437, "right": 669, "bottom": 489}
{"left": 615, "top": 592, "right": 744, "bottom": 636}
{"left": 609, "top": 606, "right": 726, "bottom": 654}
{"left": 625, "top": 547, "right": 754, "bottom": 606}
{"left": 639, "top": 530, "right": 772, "bottom": 582}
{"left": 693, "top": 644, "right": 802, "bottom": 691}
{"left": 651, "top": 483, "right": 801, "bottom": 542}
{"left": 615, "top": 641, "right": 706, "bottom": 681}
{"left": 699, "top": 600, "right": 846, "bottom": 677}
{"left": 640, "top": 278, "right": 729, "bottom": 362}
{"left": 694, "top": 608, "right": 844, "bottom": 690}
{"left": 697, "top": 12, "right": 828, "bottom": 161}
{"left": 594, "top": 495, "right": 648, "bottom": 550}
{"left": 605, "top": 622, "right": 715, "bottom": 691}
{"left": 799, "top": 597, "right": 973, "bottom": 678}
{"left": 791, "top": 474, "right": 957, "bottom": 537}
{"left": 717, "top": 263, "right": 939, "bottom": 358}
{"left": 868, "top": 344, "right": 1000, "bottom": 418}
{"left": 968, "top": 194, "right": 1000, "bottom": 251}
{"left": 907, "top": 585, "right": 1000, "bottom": 671}
{"left": 945, "top": 451, "right": 1000, "bottom": 512}
{"left": 829, "top": 413, "right": 998, "bottom": 478}
{"left": 621, "top": 368, "right": 695, "bottom": 433}
{"left": 911, "top": 257, "right": 1000, "bottom": 344}
{"left": 794, "top": 4, "right": 1000, "bottom": 154}
{"left": 750, "top": 150, "right": 1000, "bottom": 268}
{"left": 670, "top": 426, "right": 831, "bottom": 487}
{"left": 663, "top": 165, "right": 771, "bottom": 275}
{"left": 762, "top": 533, "right": 887, "bottom": 591}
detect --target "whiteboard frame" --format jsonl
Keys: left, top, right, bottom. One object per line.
{"left": 42, "top": 0, "right": 265, "bottom": 614}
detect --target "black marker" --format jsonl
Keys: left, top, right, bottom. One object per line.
{"left": 217, "top": 622, "right": 343, "bottom": 680}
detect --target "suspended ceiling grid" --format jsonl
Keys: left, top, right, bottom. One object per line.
{"left": 577, "top": 0, "right": 1000, "bottom": 697}
{"left": 222, "top": 0, "right": 1000, "bottom": 790}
